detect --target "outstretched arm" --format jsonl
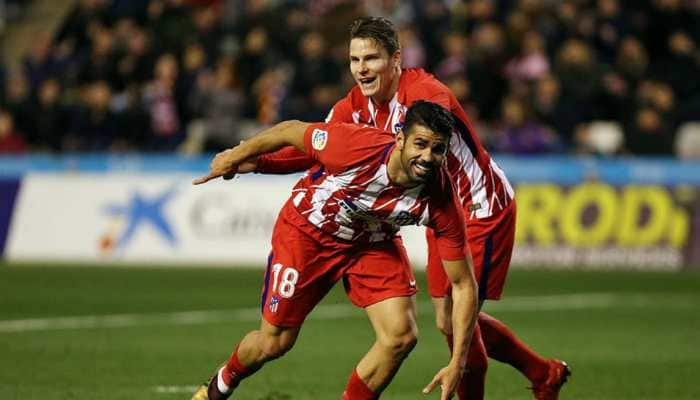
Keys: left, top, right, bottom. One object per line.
{"left": 193, "top": 120, "right": 310, "bottom": 185}
{"left": 423, "top": 257, "right": 478, "bottom": 399}
{"left": 255, "top": 146, "right": 316, "bottom": 174}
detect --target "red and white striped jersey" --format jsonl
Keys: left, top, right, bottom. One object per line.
{"left": 326, "top": 68, "right": 514, "bottom": 220}
{"left": 278, "top": 122, "right": 466, "bottom": 260}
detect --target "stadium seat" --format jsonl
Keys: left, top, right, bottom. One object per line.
{"left": 583, "top": 121, "right": 624, "bottom": 155}
{"left": 675, "top": 122, "right": 700, "bottom": 159}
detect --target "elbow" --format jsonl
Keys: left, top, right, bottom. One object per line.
{"left": 278, "top": 119, "right": 305, "bottom": 130}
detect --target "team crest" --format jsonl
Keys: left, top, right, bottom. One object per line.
{"left": 269, "top": 295, "right": 281, "bottom": 313}
{"left": 311, "top": 129, "right": 328, "bottom": 150}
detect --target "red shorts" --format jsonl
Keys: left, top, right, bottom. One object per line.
{"left": 260, "top": 215, "right": 417, "bottom": 327}
{"left": 427, "top": 201, "right": 516, "bottom": 301}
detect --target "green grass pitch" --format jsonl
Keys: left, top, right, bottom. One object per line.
{"left": 1, "top": 264, "right": 698, "bottom": 399}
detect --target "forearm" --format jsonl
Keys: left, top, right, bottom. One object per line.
{"left": 256, "top": 146, "right": 315, "bottom": 174}
{"left": 448, "top": 273, "right": 478, "bottom": 370}
{"left": 440, "top": 256, "right": 478, "bottom": 370}
{"left": 234, "top": 120, "right": 309, "bottom": 164}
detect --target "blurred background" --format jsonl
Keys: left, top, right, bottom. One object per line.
{"left": 0, "top": 0, "right": 698, "bottom": 156}
{"left": 0, "top": 1, "right": 699, "bottom": 399}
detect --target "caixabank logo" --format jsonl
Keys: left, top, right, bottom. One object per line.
{"left": 99, "top": 186, "right": 179, "bottom": 255}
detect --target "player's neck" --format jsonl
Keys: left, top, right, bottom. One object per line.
{"left": 370, "top": 69, "right": 401, "bottom": 106}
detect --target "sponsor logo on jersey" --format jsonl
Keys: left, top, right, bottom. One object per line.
{"left": 393, "top": 210, "right": 418, "bottom": 226}
{"left": 311, "top": 129, "right": 328, "bottom": 150}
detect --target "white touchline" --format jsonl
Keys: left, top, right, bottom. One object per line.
{"left": 0, "top": 292, "right": 694, "bottom": 333}
{"left": 153, "top": 385, "right": 200, "bottom": 394}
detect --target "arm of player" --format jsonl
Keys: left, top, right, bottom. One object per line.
{"left": 422, "top": 257, "right": 478, "bottom": 400}
{"left": 193, "top": 120, "right": 310, "bottom": 185}
{"left": 245, "top": 97, "right": 354, "bottom": 175}
{"left": 255, "top": 146, "right": 316, "bottom": 174}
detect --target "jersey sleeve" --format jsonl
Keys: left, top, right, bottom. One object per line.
{"left": 303, "top": 122, "right": 385, "bottom": 173}
{"left": 325, "top": 96, "right": 354, "bottom": 123}
{"left": 256, "top": 146, "right": 315, "bottom": 174}
{"left": 427, "top": 172, "right": 467, "bottom": 261}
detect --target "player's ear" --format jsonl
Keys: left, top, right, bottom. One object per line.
{"left": 396, "top": 129, "right": 405, "bottom": 150}
{"left": 392, "top": 50, "right": 402, "bottom": 69}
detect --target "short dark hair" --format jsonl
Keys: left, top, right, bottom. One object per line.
{"left": 350, "top": 17, "right": 400, "bottom": 55}
{"left": 403, "top": 101, "right": 454, "bottom": 141}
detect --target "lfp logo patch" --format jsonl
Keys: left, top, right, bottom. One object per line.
{"left": 311, "top": 129, "right": 328, "bottom": 150}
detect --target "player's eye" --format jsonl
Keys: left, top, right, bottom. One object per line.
{"left": 433, "top": 144, "right": 447, "bottom": 154}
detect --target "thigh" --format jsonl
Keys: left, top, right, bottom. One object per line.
{"left": 469, "top": 202, "right": 516, "bottom": 301}
{"left": 343, "top": 238, "right": 417, "bottom": 308}
{"left": 260, "top": 219, "right": 344, "bottom": 327}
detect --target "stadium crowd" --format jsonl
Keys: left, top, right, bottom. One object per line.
{"left": 0, "top": 0, "right": 698, "bottom": 156}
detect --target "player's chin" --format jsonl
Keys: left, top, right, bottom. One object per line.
{"left": 410, "top": 166, "right": 434, "bottom": 182}
{"left": 358, "top": 85, "right": 377, "bottom": 97}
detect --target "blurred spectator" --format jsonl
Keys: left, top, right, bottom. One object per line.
{"left": 143, "top": 53, "right": 183, "bottom": 151}
{"left": 466, "top": 22, "right": 508, "bottom": 121}
{"left": 192, "top": 5, "right": 224, "bottom": 62}
{"left": 188, "top": 57, "right": 245, "bottom": 151}
{"left": 624, "top": 105, "right": 673, "bottom": 155}
{"left": 77, "top": 24, "right": 118, "bottom": 85}
{"left": 147, "top": 0, "right": 197, "bottom": 54}
{"left": 3, "top": 73, "right": 33, "bottom": 137}
{"left": 26, "top": 79, "right": 71, "bottom": 152}
{"left": 505, "top": 30, "right": 550, "bottom": 82}
{"left": 67, "top": 81, "right": 119, "bottom": 151}
{"left": 652, "top": 31, "right": 700, "bottom": 101}
{"left": 615, "top": 36, "right": 648, "bottom": 86}
{"left": 398, "top": 25, "right": 426, "bottom": 68}
{"left": 0, "top": 110, "right": 28, "bottom": 154}
{"left": 494, "top": 96, "right": 561, "bottom": 154}
{"left": 593, "top": 0, "right": 626, "bottom": 63}
{"left": 22, "top": 32, "right": 62, "bottom": 92}
{"left": 114, "top": 26, "right": 155, "bottom": 89}
{"left": 237, "top": 26, "right": 272, "bottom": 94}
{"left": 531, "top": 74, "right": 580, "bottom": 144}
{"left": 0, "top": 0, "right": 696, "bottom": 157}
{"left": 435, "top": 31, "right": 467, "bottom": 80}
{"left": 289, "top": 31, "right": 341, "bottom": 100}
{"left": 54, "top": 0, "right": 110, "bottom": 58}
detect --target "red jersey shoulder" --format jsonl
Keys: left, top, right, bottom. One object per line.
{"left": 400, "top": 69, "right": 454, "bottom": 110}
{"left": 327, "top": 86, "right": 373, "bottom": 124}
{"left": 304, "top": 122, "right": 394, "bottom": 172}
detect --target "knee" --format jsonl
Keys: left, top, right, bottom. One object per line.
{"left": 259, "top": 332, "right": 296, "bottom": 361}
{"left": 435, "top": 311, "right": 452, "bottom": 337}
{"left": 381, "top": 327, "right": 418, "bottom": 358}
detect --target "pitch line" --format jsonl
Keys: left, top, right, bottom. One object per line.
{"left": 0, "top": 292, "right": 694, "bottom": 333}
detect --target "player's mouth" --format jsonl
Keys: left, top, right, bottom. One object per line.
{"left": 358, "top": 76, "right": 377, "bottom": 90}
{"left": 411, "top": 161, "right": 434, "bottom": 179}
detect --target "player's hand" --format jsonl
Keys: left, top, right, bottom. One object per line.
{"left": 193, "top": 149, "right": 239, "bottom": 185}
{"left": 422, "top": 364, "right": 462, "bottom": 400}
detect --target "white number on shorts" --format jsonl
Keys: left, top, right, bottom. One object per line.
{"left": 271, "top": 263, "right": 299, "bottom": 298}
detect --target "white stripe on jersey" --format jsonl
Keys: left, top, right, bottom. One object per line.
{"left": 332, "top": 165, "right": 388, "bottom": 240}
{"left": 306, "top": 166, "right": 363, "bottom": 228}
{"left": 491, "top": 158, "right": 515, "bottom": 200}
{"left": 449, "top": 133, "right": 490, "bottom": 219}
